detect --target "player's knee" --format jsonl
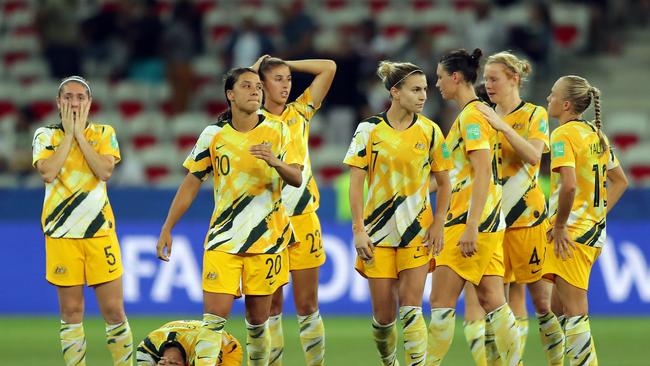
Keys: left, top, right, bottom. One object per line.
{"left": 102, "top": 305, "right": 126, "bottom": 324}
{"left": 295, "top": 300, "right": 318, "bottom": 316}
{"left": 476, "top": 288, "right": 502, "bottom": 312}
{"left": 531, "top": 294, "right": 551, "bottom": 314}
{"left": 60, "top": 305, "right": 84, "bottom": 323}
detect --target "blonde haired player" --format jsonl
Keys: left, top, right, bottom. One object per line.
{"left": 543, "top": 75, "right": 627, "bottom": 366}
{"left": 427, "top": 48, "right": 521, "bottom": 366}
{"left": 252, "top": 55, "right": 336, "bottom": 366}
{"left": 345, "top": 60, "right": 452, "bottom": 366}
{"left": 136, "top": 320, "right": 242, "bottom": 366}
{"left": 32, "top": 76, "right": 132, "bottom": 366}
{"left": 462, "top": 51, "right": 563, "bottom": 365}
{"left": 156, "top": 67, "right": 302, "bottom": 366}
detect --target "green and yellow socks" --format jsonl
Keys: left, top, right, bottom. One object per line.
{"left": 298, "top": 310, "right": 326, "bottom": 366}
{"left": 463, "top": 319, "right": 487, "bottom": 366}
{"left": 372, "top": 317, "right": 399, "bottom": 366}
{"left": 565, "top": 315, "right": 597, "bottom": 366}
{"left": 60, "top": 321, "right": 87, "bottom": 366}
{"left": 194, "top": 313, "right": 226, "bottom": 366}
{"left": 399, "top": 306, "right": 427, "bottom": 366}
{"left": 537, "top": 312, "right": 565, "bottom": 366}
{"left": 486, "top": 304, "right": 520, "bottom": 366}
{"left": 426, "top": 308, "right": 456, "bottom": 366}
{"left": 246, "top": 319, "right": 271, "bottom": 365}
{"left": 268, "top": 314, "right": 284, "bottom": 366}
{"left": 105, "top": 320, "right": 133, "bottom": 366}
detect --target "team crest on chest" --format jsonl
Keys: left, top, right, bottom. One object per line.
{"left": 415, "top": 142, "right": 426, "bottom": 150}
{"left": 287, "top": 118, "right": 297, "bottom": 126}
{"left": 512, "top": 122, "right": 524, "bottom": 130}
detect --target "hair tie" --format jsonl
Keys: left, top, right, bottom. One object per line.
{"left": 58, "top": 76, "right": 92, "bottom": 97}
{"left": 391, "top": 70, "right": 422, "bottom": 89}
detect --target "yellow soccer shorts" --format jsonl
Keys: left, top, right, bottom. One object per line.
{"left": 288, "top": 212, "right": 326, "bottom": 271}
{"left": 435, "top": 224, "right": 505, "bottom": 286}
{"left": 45, "top": 232, "right": 123, "bottom": 287}
{"left": 355, "top": 245, "right": 431, "bottom": 279}
{"left": 202, "top": 249, "right": 289, "bottom": 297}
{"left": 542, "top": 241, "right": 601, "bottom": 291}
{"left": 503, "top": 221, "right": 549, "bottom": 284}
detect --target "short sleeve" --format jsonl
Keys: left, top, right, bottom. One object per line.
{"left": 528, "top": 107, "right": 550, "bottom": 153}
{"left": 183, "top": 125, "right": 217, "bottom": 181}
{"left": 430, "top": 123, "right": 452, "bottom": 172}
{"left": 461, "top": 110, "right": 492, "bottom": 152}
{"left": 98, "top": 125, "right": 121, "bottom": 163}
{"left": 343, "top": 122, "right": 372, "bottom": 169}
{"left": 32, "top": 127, "right": 55, "bottom": 167}
{"left": 292, "top": 87, "right": 318, "bottom": 122}
{"left": 607, "top": 146, "right": 620, "bottom": 171}
{"left": 280, "top": 122, "right": 302, "bottom": 166}
{"left": 550, "top": 128, "right": 575, "bottom": 171}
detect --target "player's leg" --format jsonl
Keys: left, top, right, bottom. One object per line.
{"left": 427, "top": 266, "right": 466, "bottom": 366}
{"left": 95, "top": 278, "right": 132, "bottom": 366}
{"left": 292, "top": 267, "right": 324, "bottom": 366}
{"left": 527, "top": 280, "right": 564, "bottom": 366}
{"left": 396, "top": 260, "right": 429, "bottom": 366}
{"left": 57, "top": 285, "right": 87, "bottom": 366}
{"left": 269, "top": 287, "right": 285, "bottom": 366}
{"left": 369, "top": 277, "right": 399, "bottom": 366}
{"left": 508, "top": 282, "right": 528, "bottom": 364}
{"left": 555, "top": 276, "right": 594, "bottom": 366}
{"left": 245, "top": 294, "right": 274, "bottom": 366}
{"left": 475, "top": 275, "right": 520, "bottom": 366}
{"left": 463, "top": 283, "right": 487, "bottom": 366}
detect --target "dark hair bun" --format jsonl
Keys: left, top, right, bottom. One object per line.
{"left": 470, "top": 48, "right": 483, "bottom": 66}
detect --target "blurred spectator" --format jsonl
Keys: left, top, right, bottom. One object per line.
{"left": 162, "top": 0, "right": 202, "bottom": 114}
{"left": 463, "top": 1, "right": 506, "bottom": 56}
{"left": 509, "top": 1, "right": 553, "bottom": 66}
{"left": 119, "top": 0, "right": 164, "bottom": 83}
{"left": 225, "top": 15, "right": 275, "bottom": 69}
{"left": 80, "top": 2, "right": 126, "bottom": 78}
{"left": 278, "top": 1, "right": 316, "bottom": 60}
{"left": 36, "top": 0, "right": 83, "bottom": 78}
{"left": 7, "top": 107, "right": 37, "bottom": 179}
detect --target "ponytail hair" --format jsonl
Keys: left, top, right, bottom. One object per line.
{"left": 376, "top": 60, "right": 424, "bottom": 92}
{"left": 439, "top": 48, "right": 483, "bottom": 84}
{"left": 218, "top": 67, "right": 258, "bottom": 122}
{"left": 560, "top": 75, "right": 607, "bottom": 155}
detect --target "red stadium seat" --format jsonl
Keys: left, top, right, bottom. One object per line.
{"left": 554, "top": 25, "right": 579, "bottom": 47}
{"left": 611, "top": 135, "right": 639, "bottom": 151}
{"left": 145, "top": 166, "right": 170, "bottom": 182}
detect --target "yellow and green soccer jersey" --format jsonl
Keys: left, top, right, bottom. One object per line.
{"left": 343, "top": 112, "right": 452, "bottom": 247}
{"left": 32, "top": 122, "right": 121, "bottom": 239}
{"left": 500, "top": 102, "right": 550, "bottom": 228}
{"left": 262, "top": 87, "right": 320, "bottom": 216}
{"left": 184, "top": 115, "right": 300, "bottom": 254}
{"left": 549, "top": 120, "right": 619, "bottom": 248}
{"left": 445, "top": 100, "right": 505, "bottom": 233}
{"left": 136, "top": 320, "right": 241, "bottom": 365}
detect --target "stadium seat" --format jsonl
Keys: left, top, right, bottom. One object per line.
{"left": 7, "top": 58, "right": 49, "bottom": 83}
{"left": 550, "top": 3, "right": 589, "bottom": 50}
{"left": 0, "top": 81, "right": 19, "bottom": 117}
{"left": 114, "top": 81, "right": 151, "bottom": 119}
{"left": 127, "top": 111, "right": 167, "bottom": 150}
{"left": 170, "top": 112, "right": 210, "bottom": 150}
{"left": 622, "top": 144, "right": 650, "bottom": 186}
{"left": 139, "top": 142, "right": 180, "bottom": 183}
{"left": 26, "top": 81, "right": 59, "bottom": 120}
{"left": 605, "top": 112, "right": 648, "bottom": 151}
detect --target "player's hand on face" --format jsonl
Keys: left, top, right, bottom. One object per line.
{"left": 157, "top": 229, "right": 173, "bottom": 262}
{"left": 73, "top": 100, "right": 91, "bottom": 138}
{"left": 60, "top": 100, "right": 74, "bottom": 136}
{"left": 249, "top": 142, "right": 281, "bottom": 167}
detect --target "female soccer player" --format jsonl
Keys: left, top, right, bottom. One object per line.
{"left": 463, "top": 51, "right": 563, "bottom": 365}
{"left": 32, "top": 76, "right": 132, "bottom": 366}
{"left": 136, "top": 320, "right": 242, "bottom": 366}
{"left": 156, "top": 67, "right": 302, "bottom": 366}
{"left": 544, "top": 75, "right": 628, "bottom": 366}
{"left": 427, "top": 49, "right": 520, "bottom": 366}
{"left": 252, "top": 55, "right": 336, "bottom": 366}
{"left": 344, "top": 60, "right": 452, "bottom": 366}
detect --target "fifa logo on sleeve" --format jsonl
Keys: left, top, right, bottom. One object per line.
{"left": 466, "top": 124, "right": 481, "bottom": 140}
{"left": 552, "top": 142, "right": 565, "bottom": 158}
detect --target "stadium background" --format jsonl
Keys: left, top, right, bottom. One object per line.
{"left": 0, "top": 0, "right": 648, "bottom": 365}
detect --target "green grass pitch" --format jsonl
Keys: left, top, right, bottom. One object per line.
{"left": 2, "top": 316, "right": 646, "bottom": 365}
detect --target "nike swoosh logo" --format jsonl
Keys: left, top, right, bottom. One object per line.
{"left": 314, "top": 253, "right": 321, "bottom": 258}
{"left": 531, "top": 269, "right": 542, "bottom": 274}
{"left": 372, "top": 141, "right": 381, "bottom": 146}
{"left": 215, "top": 144, "right": 225, "bottom": 150}
{"left": 413, "top": 254, "right": 425, "bottom": 259}
{"left": 108, "top": 268, "right": 118, "bottom": 273}
{"left": 269, "top": 280, "right": 276, "bottom": 285}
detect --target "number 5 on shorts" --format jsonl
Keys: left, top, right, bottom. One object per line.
{"left": 104, "top": 245, "right": 116, "bottom": 266}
